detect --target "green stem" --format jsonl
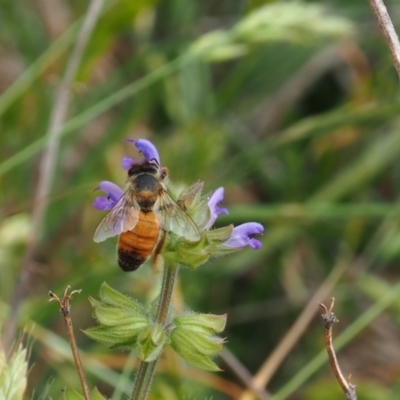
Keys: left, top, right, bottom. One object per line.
{"left": 131, "top": 361, "right": 157, "bottom": 400}
{"left": 131, "top": 261, "right": 179, "bottom": 400}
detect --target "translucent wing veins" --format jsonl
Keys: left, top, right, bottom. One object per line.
{"left": 93, "top": 193, "right": 140, "bottom": 243}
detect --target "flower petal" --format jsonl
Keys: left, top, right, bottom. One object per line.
{"left": 93, "top": 181, "right": 124, "bottom": 211}
{"left": 126, "top": 139, "right": 160, "bottom": 165}
{"left": 93, "top": 196, "right": 113, "bottom": 211}
{"left": 122, "top": 157, "right": 134, "bottom": 170}
{"left": 223, "top": 222, "right": 264, "bottom": 250}
{"left": 205, "top": 187, "right": 228, "bottom": 229}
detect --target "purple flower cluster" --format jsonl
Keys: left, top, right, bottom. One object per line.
{"left": 206, "top": 187, "right": 263, "bottom": 250}
{"left": 93, "top": 139, "right": 263, "bottom": 250}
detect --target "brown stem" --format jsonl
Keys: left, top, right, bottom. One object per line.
{"left": 49, "top": 286, "right": 90, "bottom": 400}
{"left": 368, "top": 0, "right": 400, "bottom": 80}
{"left": 320, "top": 298, "right": 357, "bottom": 400}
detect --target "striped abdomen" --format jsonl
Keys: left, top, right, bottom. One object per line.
{"left": 117, "top": 211, "right": 160, "bottom": 272}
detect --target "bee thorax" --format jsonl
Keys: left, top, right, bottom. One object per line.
{"left": 134, "top": 173, "right": 159, "bottom": 192}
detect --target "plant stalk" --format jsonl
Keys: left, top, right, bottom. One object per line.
{"left": 131, "top": 261, "right": 179, "bottom": 400}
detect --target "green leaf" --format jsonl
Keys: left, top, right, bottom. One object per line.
{"left": 109, "top": 337, "right": 139, "bottom": 351}
{"left": 90, "top": 298, "right": 148, "bottom": 326}
{"left": 63, "top": 387, "right": 85, "bottom": 400}
{"left": 99, "top": 282, "right": 145, "bottom": 312}
{"left": 206, "top": 225, "right": 233, "bottom": 243}
{"left": 84, "top": 323, "right": 147, "bottom": 344}
{"left": 174, "top": 313, "right": 227, "bottom": 334}
{"left": 91, "top": 387, "right": 108, "bottom": 400}
{"left": 136, "top": 325, "right": 167, "bottom": 362}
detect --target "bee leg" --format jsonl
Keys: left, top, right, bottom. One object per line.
{"left": 151, "top": 230, "right": 167, "bottom": 274}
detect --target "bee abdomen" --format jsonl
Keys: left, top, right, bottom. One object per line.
{"left": 118, "top": 247, "right": 147, "bottom": 272}
{"left": 119, "top": 229, "right": 156, "bottom": 255}
{"left": 117, "top": 212, "right": 160, "bottom": 272}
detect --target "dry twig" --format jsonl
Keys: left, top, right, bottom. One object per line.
{"left": 368, "top": 0, "right": 400, "bottom": 80}
{"left": 320, "top": 298, "right": 357, "bottom": 400}
{"left": 238, "top": 256, "right": 350, "bottom": 400}
{"left": 49, "top": 286, "right": 90, "bottom": 400}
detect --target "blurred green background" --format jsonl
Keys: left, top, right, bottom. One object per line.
{"left": 1, "top": 0, "right": 400, "bottom": 399}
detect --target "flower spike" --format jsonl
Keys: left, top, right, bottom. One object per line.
{"left": 91, "top": 138, "right": 266, "bottom": 384}
{"left": 93, "top": 139, "right": 264, "bottom": 260}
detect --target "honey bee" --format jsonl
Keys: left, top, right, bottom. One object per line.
{"left": 93, "top": 159, "right": 200, "bottom": 271}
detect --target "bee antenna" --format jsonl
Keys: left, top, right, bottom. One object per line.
{"left": 149, "top": 157, "right": 160, "bottom": 166}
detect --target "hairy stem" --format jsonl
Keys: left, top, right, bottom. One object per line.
{"left": 131, "top": 261, "right": 179, "bottom": 400}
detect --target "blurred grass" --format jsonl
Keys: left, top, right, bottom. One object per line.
{"left": 1, "top": 0, "right": 400, "bottom": 399}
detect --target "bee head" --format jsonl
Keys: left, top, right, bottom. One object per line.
{"left": 127, "top": 160, "right": 162, "bottom": 178}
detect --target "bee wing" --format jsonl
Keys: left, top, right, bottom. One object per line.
{"left": 156, "top": 191, "right": 201, "bottom": 242}
{"left": 93, "top": 193, "right": 140, "bottom": 243}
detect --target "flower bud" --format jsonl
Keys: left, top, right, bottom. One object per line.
{"left": 84, "top": 322, "right": 146, "bottom": 346}
{"left": 84, "top": 283, "right": 150, "bottom": 349}
{"left": 182, "top": 329, "right": 224, "bottom": 355}
{"left": 164, "top": 233, "right": 210, "bottom": 270}
{"left": 137, "top": 324, "right": 167, "bottom": 362}
{"left": 0, "top": 344, "right": 27, "bottom": 400}
{"left": 206, "top": 225, "right": 233, "bottom": 243}
{"left": 170, "top": 327, "right": 222, "bottom": 371}
{"left": 174, "top": 312, "right": 227, "bottom": 335}
{"left": 177, "top": 181, "right": 204, "bottom": 212}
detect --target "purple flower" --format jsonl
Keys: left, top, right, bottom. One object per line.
{"left": 205, "top": 187, "right": 228, "bottom": 229}
{"left": 93, "top": 181, "right": 124, "bottom": 211}
{"left": 223, "top": 223, "right": 264, "bottom": 250}
{"left": 205, "top": 188, "right": 263, "bottom": 250}
{"left": 94, "top": 139, "right": 160, "bottom": 212}
{"left": 126, "top": 139, "right": 160, "bottom": 165}
{"left": 122, "top": 157, "right": 134, "bottom": 170}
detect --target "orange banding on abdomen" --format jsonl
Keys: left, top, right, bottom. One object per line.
{"left": 118, "top": 211, "right": 160, "bottom": 259}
